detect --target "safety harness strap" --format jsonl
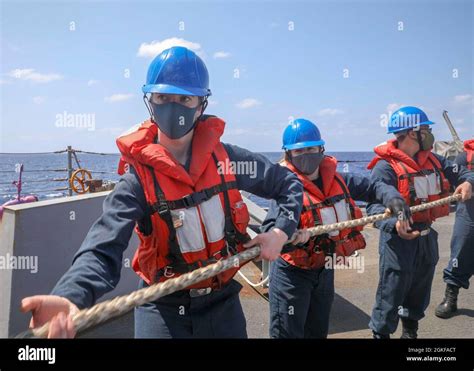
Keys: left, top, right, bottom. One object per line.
{"left": 151, "top": 181, "right": 238, "bottom": 211}
{"left": 151, "top": 152, "right": 249, "bottom": 280}
{"left": 211, "top": 153, "right": 250, "bottom": 252}
{"left": 146, "top": 166, "right": 188, "bottom": 270}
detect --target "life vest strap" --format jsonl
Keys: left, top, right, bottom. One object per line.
{"left": 282, "top": 226, "right": 362, "bottom": 258}
{"left": 146, "top": 166, "right": 188, "bottom": 269}
{"left": 155, "top": 243, "right": 234, "bottom": 280}
{"left": 164, "top": 181, "right": 238, "bottom": 210}
{"left": 211, "top": 152, "right": 250, "bottom": 251}
{"left": 397, "top": 158, "right": 448, "bottom": 203}
{"left": 149, "top": 152, "right": 249, "bottom": 282}
{"left": 302, "top": 174, "right": 353, "bottom": 212}
{"left": 399, "top": 169, "right": 436, "bottom": 179}
{"left": 427, "top": 157, "right": 447, "bottom": 193}
{"left": 303, "top": 190, "right": 322, "bottom": 225}
{"left": 303, "top": 193, "right": 347, "bottom": 211}
{"left": 333, "top": 175, "right": 358, "bottom": 219}
{"left": 282, "top": 233, "right": 335, "bottom": 255}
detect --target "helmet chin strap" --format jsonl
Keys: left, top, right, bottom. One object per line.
{"left": 143, "top": 94, "right": 154, "bottom": 121}
{"left": 196, "top": 96, "right": 209, "bottom": 122}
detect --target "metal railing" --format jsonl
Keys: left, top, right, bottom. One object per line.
{"left": 0, "top": 148, "right": 371, "bottom": 198}
{"left": 0, "top": 146, "right": 120, "bottom": 197}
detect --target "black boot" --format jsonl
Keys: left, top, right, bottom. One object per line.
{"left": 400, "top": 318, "right": 418, "bottom": 339}
{"left": 372, "top": 331, "right": 390, "bottom": 339}
{"left": 435, "top": 284, "right": 459, "bottom": 319}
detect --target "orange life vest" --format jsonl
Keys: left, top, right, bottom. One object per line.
{"left": 282, "top": 156, "right": 366, "bottom": 270}
{"left": 464, "top": 139, "right": 474, "bottom": 170}
{"left": 367, "top": 139, "right": 450, "bottom": 223}
{"left": 116, "top": 116, "right": 250, "bottom": 289}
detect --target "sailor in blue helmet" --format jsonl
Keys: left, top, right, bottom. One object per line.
{"left": 261, "top": 118, "right": 410, "bottom": 338}
{"left": 367, "top": 106, "right": 474, "bottom": 338}
{"left": 435, "top": 138, "right": 474, "bottom": 318}
{"left": 20, "top": 46, "right": 304, "bottom": 338}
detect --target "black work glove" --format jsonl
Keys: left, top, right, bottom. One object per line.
{"left": 387, "top": 198, "right": 411, "bottom": 221}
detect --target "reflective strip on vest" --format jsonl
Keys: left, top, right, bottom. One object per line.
{"left": 173, "top": 194, "right": 226, "bottom": 253}
{"left": 319, "top": 199, "right": 351, "bottom": 237}
{"left": 413, "top": 172, "right": 441, "bottom": 200}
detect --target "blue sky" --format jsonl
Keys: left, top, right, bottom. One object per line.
{"left": 1, "top": 0, "right": 472, "bottom": 153}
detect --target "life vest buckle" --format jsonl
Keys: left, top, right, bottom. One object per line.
{"left": 212, "top": 248, "right": 227, "bottom": 261}
{"left": 154, "top": 199, "right": 170, "bottom": 216}
{"left": 322, "top": 199, "right": 334, "bottom": 207}
{"left": 225, "top": 240, "right": 238, "bottom": 256}
{"left": 182, "top": 191, "right": 206, "bottom": 208}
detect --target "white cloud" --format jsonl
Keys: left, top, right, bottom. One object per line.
{"left": 453, "top": 94, "right": 473, "bottom": 104}
{"left": 8, "top": 68, "right": 62, "bottom": 83}
{"left": 213, "top": 51, "right": 231, "bottom": 59}
{"left": 317, "top": 108, "right": 344, "bottom": 116}
{"left": 137, "top": 38, "right": 201, "bottom": 58}
{"left": 87, "top": 79, "right": 99, "bottom": 86}
{"left": 104, "top": 94, "right": 134, "bottom": 103}
{"left": 236, "top": 98, "right": 262, "bottom": 109}
{"left": 33, "top": 96, "right": 46, "bottom": 104}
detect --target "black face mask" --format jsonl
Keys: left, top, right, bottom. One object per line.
{"left": 289, "top": 152, "right": 324, "bottom": 175}
{"left": 415, "top": 130, "right": 435, "bottom": 151}
{"left": 149, "top": 101, "right": 200, "bottom": 139}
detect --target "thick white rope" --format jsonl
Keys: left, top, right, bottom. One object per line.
{"left": 19, "top": 194, "right": 461, "bottom": 338}
{"left": 237, "top": 270, "right": 270, "bottom": 287}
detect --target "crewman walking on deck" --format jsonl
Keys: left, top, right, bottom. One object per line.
{"left": 262, "top": 118, "right": 411, "bottom": 338}
{"left": 19, "top": 46, "right": 304, "bottom": 338}
{"left": 436, "top": 138, "right": 474, "bottom": 318}
{"left": 367, "top": 107, "right": 474, "bottom": 339}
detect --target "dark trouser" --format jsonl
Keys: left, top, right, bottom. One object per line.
{"left": 443, "top": 201, "right": 474, "bottom": 289}
{"left": 269, "top": 256, "right": 335, "bottom": 338}
{"left": 369, "top": 228, "right": 439, "bottom": 335}
{"left": 134, "top": 279, "right": 247, "bottom": 338}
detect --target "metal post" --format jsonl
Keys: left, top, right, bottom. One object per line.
{"left": 67, "top": 146, "right": 73, "bottom": 196}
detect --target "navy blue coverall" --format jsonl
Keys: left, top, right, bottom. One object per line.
{"left": 50, "top": 143, "right": 303, "bottom": 338}
{"left": 443, "top": 152, "right": 474, "bottom": 289}
{"left": 262, "top": 172, "right": 403, "bottom": 338}
{"left": 367, "top": 153, "right": 474, "bottom": 335}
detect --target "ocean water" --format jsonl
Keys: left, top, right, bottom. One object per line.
{"left": 0, "top": 151, "right": 373, "bottom": 207}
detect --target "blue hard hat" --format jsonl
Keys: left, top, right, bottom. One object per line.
{"left": 142, "top": 46, "right": 211, "bottom": 97}
{"left": 388, "top": 106, "right": 435, "bottom": 134}
{"left": 282, "top": 118, "right": 325, "bottom": 150}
